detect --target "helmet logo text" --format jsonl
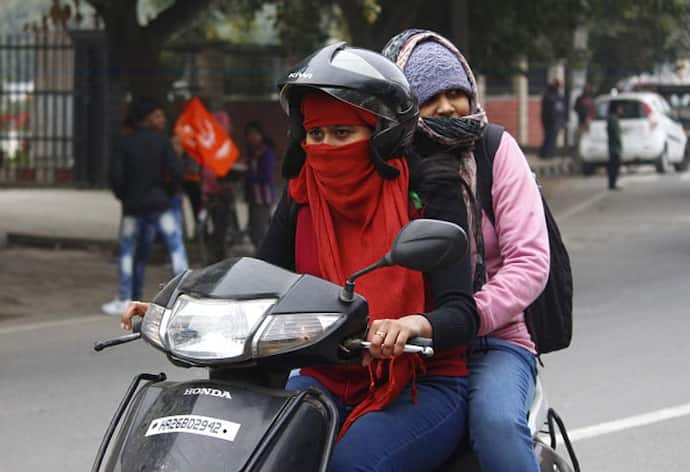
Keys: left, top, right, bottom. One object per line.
{"left": 288, "top": 72, "right": 313, "bottom": 80}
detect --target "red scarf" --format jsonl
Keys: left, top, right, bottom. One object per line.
{"left": 289, "top": 92, "right": 426, "bottom": 439}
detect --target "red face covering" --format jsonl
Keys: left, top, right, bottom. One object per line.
{"left": 288, "top": 92, "right": 424, "bottom": 318}
{"left": 288, "top": 93, "right": 426, "bottom": 439}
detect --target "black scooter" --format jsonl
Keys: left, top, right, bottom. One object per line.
{"left": 92, "top": 219, "right": 579, "bottom": 472}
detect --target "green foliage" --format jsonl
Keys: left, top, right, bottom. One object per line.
{"left": 78, "top": 0, "right": 690, "bottom": 96}
{"left": 170, "top": 0, "right": 268, "bottom": 42}
{"left": 585, "top": 0, "right": 690, "bottom": 92}
{"left": 0, "top": 0, "right": 44, "bottom": 35}
{"left": 463, "top": 0, "right": 585, "bottom": 76}
{"left": 274, "top": 0, "right": 331, "bottom": 56}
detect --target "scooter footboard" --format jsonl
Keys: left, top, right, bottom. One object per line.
{"left": 100, "top": 378, "right": 337, "bottom": 472}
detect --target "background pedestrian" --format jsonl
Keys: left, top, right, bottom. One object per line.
{"left": 243, "top": 120, "right": 275, "bottom": 250}
{"left": 172, "top": 134, "right": 202, "bottom": 237}
{"left": 574, "top": 83, "right": 595, "bottom": 152}
{"left": 102, "top": 97, "right": 188, "bottom": 316}
{"left": 539, "top": 78, "right": 565, "bottom": 159}
{"left": 607, "top": 102, "right": 623, "bottom": 190}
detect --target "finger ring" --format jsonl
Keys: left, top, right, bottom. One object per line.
{"left": 374, "top": 331, "right": 386, "bottom": 337}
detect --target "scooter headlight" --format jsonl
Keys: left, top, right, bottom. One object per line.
{"left": 141, "top": 303, "right": 169, "bottom": 349}
{"left": 166, "top": 295, "right": 276, "bottom": 360}
{"left": 252, "top": 313, "right": 342, "bottom": 357}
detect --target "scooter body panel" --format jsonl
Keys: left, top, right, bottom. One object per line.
{"left": 103, "top": 379, "right": 335, "bottom": 472}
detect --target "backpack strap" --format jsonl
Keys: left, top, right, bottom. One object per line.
{"left": 474, "top": 123, "right": 505, "bottom": 226}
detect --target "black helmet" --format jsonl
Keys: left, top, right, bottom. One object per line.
{"left": 277, "top": 42, "right": 419, "bottom": 179}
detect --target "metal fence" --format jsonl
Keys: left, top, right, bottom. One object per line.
{"left": 164, "top": 43, "right": 290, "bottom": 103}
{"left": 0, "top": 31, "right": 75, "bottom": 185}
{"left": 0, "top": 29, "right": 108, "bottom": 187}
{"left": 0, "top": 35, "right": 288, "bottom": 187}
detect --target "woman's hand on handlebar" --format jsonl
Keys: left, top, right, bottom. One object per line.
{"left": 121, "top": 301, "right": 149, "bottom": 331}
{"left": 363, "top": 315, "right": 432, "bottom": 366}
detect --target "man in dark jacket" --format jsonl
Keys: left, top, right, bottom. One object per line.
{"left": 574, "top": 84, "right": 595, "bottom": 153}
{"left": 102, "top": 98, "right": 188, "bottom": 316}
{"left": 607, "top": 102, "right": 623, "bottom": 190}
{"left": 539, "top": 78, "right": 565, "bottom": 159}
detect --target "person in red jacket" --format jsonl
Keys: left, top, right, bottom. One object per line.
{"left": 122, "top": 44, "right": 478, "bottom": 471}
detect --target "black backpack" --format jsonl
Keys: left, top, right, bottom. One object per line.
{"left": 475, "top": 124, "right": 573, "bottom": 354}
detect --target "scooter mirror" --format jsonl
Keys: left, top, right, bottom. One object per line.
{"left": 386, "top": 219, "right": 468, "bottom": 272}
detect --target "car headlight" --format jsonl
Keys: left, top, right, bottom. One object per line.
{"left": 252, "top": 313, "right": 342, "bottom": 357}
{"left": 166, "top": 295, "right": 276, "bottom": 360}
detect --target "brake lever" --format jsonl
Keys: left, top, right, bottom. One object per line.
{"left": 94, "top": 332, "right": 141, "bottom": 351}
{"left": 94, "top": 318, "right": 143, "bottom": 352}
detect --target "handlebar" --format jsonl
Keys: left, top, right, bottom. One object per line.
{"left": 343, "top": 336, "right": 434, "bottom": 357}
{"left": 93, "top": 318, "right": 143, "bottom": 352}
{"left": 94, "top": 332, "right": 141, "bottom": 351}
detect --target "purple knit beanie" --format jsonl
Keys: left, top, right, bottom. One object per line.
{"left": 403, "top": 40, "right": 473, "bottom": 106}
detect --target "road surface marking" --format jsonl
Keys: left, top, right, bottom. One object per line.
{"left": 0, "top": 315, "right": 107, "bottom": 335}
{"left": 680, "top": 173, "right": 690, "bottom": 181}
{"left": 559, "top": 402, "right": 690, "bottom": 444}
{"left": 555, "top": 191, "right": 609, "bottom": 222}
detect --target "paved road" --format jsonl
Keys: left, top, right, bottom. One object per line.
{"left": 541, "top": 169, "right": 690, "bottom": 471}
{"left": 2, "top": 168, "right": 690, "bottom": 470}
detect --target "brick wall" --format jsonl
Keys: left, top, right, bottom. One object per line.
{"left": 222, "top": 95, "right": 546, "bottom": 165}
{"left": 484, "top": 96, "right": 543, "bottom": 147}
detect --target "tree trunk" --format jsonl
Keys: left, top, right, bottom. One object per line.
{"left": 88, "top": 0, "right": 215, "bottom": 114}
{"left": 110, "top": 30, "right": 167, "bottom": 101}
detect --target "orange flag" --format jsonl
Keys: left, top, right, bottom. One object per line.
{"left": 174, "top": 97, "right": 240, "bottom": 177}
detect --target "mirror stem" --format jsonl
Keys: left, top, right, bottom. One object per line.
{"left": 340, "top": 280, "right": 356, "bottom": 303}
{"left": 339, "top": 257, "right": 390, "bottom": 303}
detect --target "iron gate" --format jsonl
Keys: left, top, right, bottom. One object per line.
{"left": 0, "top": 30, "right": 108, "bottom": 187}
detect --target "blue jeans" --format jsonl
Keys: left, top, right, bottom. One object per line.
{"left": 169, "top": 194, "right": 184, "bottom": 228}
{"left": 118, "top": 209, "right": 188, "bottom": 300}
{"left": 468, "top": 337, "right": 538, "bottom": 472}
{"left": 286, "top": 373, "right": 468, "bottom": 472}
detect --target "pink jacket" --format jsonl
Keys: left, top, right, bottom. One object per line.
{"left": 475, "top": 132, "right": 550, "bottom": 353}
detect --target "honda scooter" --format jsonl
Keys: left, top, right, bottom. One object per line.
{"left": 92, "top": 218, "right": 579, "bottom": 472}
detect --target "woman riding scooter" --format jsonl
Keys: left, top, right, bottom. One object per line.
{"left": 123, "top": 43, "right": 479, "bottom": 471}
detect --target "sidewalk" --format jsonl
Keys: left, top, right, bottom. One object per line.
{"left": 0, "top": 154, "right": 575, "bottom": 251}
{"left": 0, "top": 154, "right": 575, "bottom": 324}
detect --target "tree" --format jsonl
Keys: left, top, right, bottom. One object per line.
{"left": 85, "top": 0, "right": 216, "bottom": 100}
{"left": 85, "top": 0, "right": 690, "bottom": 100}
{"left": 585, "top": 0, "right": 690, "bottom": 93}
{"left": 0, "top": 0, "right": 52, "bottom": 35}
{"left": 334, "top": 0, "right": 425, "bottom": 51}
{"left": 280, "top": 0, "right": 587, "bottom": 77}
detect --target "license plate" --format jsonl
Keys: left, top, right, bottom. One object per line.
{"left": 145, "top": 414, "right": 241, "bottom": 442}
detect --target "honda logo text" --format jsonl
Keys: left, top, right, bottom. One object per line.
{"left": 184, "top": 388, "right": 232, "bottom": 400}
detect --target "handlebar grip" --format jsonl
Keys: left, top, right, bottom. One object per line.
{"left": 343, "top": 339, "right": 434, "bottom": 357}
{"left": 406, "top": 337, "right": 433, "bottom": 348}
{"left": 94, "top": 332, "right": 141, "bottom": 351}
{"left": 132, "top": 317, "right": 142, "bottom": 334}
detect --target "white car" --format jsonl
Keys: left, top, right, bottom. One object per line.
{"left": 578, "top": 92, "right": 689, "bottom": 174}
